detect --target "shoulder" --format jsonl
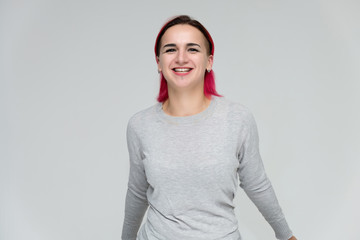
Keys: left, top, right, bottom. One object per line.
{"left": 215, "top": 96, "right": 256, "bottom": 124}
{"left": 127, "top": 102, "right": 160, "bottom": 133}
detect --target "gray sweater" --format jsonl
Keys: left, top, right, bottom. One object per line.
{"left": 121, "top": 96, "right": 293, "bottom": 240}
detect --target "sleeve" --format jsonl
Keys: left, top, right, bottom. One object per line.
{"left": 237, "top": 110, "right": 293, "bottom": 240}
{"left": 121, "top": 120, "right": 149, "bottom": 240}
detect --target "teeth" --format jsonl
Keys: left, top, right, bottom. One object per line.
{"left": 174, "top": 68, "right": 191, "bottom": 72}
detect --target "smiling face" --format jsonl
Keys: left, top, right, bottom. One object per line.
{"left": 157, "top": 24, "right": 213, "bottom": 93}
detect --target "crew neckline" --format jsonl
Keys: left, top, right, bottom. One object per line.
{"left": 156, "top": 96, "right": 218, "bottom": 125}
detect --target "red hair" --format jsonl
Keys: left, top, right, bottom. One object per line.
{"left": 154, "top": 15, "right": 222, "bottom": 102}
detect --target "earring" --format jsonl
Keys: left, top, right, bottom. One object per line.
{"left": 207, "top": 69, "right": 211, "bottom": 73}
{"left": 158, "top": 69, "right": 161, "bottom": 74}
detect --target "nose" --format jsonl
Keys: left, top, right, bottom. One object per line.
{"left": 175, "top": 49, "right": 188, "bottom": 64}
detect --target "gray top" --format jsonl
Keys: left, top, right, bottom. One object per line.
{"left": 121, "top": 96, "right": 293, "bottom": 240}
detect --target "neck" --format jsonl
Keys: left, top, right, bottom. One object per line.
{"left": 162, "top": 91, "right": 211, "bottom": 117}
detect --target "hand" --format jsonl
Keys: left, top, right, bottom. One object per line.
{"left": 288, "top": 236, "right": 297, "bottom": 240}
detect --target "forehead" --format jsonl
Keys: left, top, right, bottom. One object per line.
{"left": 161, "top": 24, "right": 207, "bottom": 46}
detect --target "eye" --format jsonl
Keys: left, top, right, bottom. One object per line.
{"left": 164, "top": 48, "right": 176, "bottom": 53}
{"left": 188, "top": 48, "right": 199, "bottom": 53}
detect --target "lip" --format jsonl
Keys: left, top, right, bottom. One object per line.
{"left": 172, "top": 67, "right": 193, "bottom": 76}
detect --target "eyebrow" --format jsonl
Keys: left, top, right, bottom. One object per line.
{"left": 162, "top": 43, "right": 201, "bottom": 48}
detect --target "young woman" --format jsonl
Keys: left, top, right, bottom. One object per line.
{"left": 121, "top": 15, "right": 297, "bottom": 240}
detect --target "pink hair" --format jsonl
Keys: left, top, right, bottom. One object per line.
{"left": 154, "top": 15, "right": 222, "bottom": 103}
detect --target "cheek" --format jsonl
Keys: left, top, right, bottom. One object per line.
{"left": 198, "top": 56, "right": 210, "bottom": 68}
{"left": 159, "top": 56, "right": 172, "bottom": 68}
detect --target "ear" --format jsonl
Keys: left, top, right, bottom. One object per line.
{"left": 156, "top": 56, "right": 161, "bottom": 72}
{"left": 206, "top": 55, "right": 213, "bottom": 71}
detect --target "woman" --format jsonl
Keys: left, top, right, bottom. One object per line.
{"left": 121, "top": 15, "right": 297, "bottom": 240}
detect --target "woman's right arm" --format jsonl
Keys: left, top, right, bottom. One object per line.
{"left": 121, "top": 121, "right": 149, "bottom": 240}
{"left": 121, "top": 190, "right": 148, "bottom": 240}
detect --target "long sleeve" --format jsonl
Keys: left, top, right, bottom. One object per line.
{"left": 121, "top": 120, "right": 149, "bottom": 240}
{"left": 121, "top": 97, "right": 294, "bottom": 240}
{"left": 237, "top": 111, "right": 293, "bottom": 240}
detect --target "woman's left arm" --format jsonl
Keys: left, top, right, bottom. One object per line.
{"left": 237, "top": 109, "right": 295, "bottom": 240}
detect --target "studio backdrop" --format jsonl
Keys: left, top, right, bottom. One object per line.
{"left": 1, "top": 1, "right": 359, "bottom": 239}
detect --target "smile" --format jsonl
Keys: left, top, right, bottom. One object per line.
{"left": 173, "top": 68, "right": 192, "bottom": 73}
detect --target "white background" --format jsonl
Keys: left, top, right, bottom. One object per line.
{"left": 1, "top": 0, "right": 359, "bottom": 239}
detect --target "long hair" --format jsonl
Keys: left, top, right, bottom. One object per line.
{"left": 154, "top": 15, "right": 222, "bottom": 102}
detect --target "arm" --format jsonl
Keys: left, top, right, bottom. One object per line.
{"left": 121, "top": 121, "right": 149, "bottom": 240}
{"left": 237, "top": 110, "right": 294, "bottom": 240}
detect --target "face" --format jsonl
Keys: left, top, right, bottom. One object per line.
{"left": 157, "top": 24, "right": 213, "bottom": 92}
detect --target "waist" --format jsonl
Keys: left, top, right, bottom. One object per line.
{"left": 137, "top": 206, "right": 241, "bottom": 240}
